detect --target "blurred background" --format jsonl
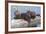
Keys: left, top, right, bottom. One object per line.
{"left": 11, "top": 6, "right": 41, "bottom": 19}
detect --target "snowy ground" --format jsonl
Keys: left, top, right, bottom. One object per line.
{"left": 11, "top": 16, "right": 41, "bottom": 28}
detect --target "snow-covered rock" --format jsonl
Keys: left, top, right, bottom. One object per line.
{"left": 11, "top": 16, "right": 41, "bottom": 28}
{"left": 11, "top": 19, "right": 28, "bottom": 28}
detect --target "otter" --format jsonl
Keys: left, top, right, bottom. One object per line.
{"left": 21, "top": 11, "right": 36, "bottom": 21}
{"left": 21, "top": 11, "right": 36, "bottom": 27}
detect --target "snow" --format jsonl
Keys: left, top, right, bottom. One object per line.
{"left": 11, "top": 19, "right": 28, "bottom": 28}
{"left": 11, "top": 16, "right": 41, "bottom": 28}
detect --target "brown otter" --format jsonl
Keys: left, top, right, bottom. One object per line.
{"left": 20, "top": 11, "right": 36, "bottom": 27}
{"left": 21, "top": 11, "right": 36, "bottom": 21}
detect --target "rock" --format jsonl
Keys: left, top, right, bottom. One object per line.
{"left": 11, "top": 19, "right": 28, "bottom": 28}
